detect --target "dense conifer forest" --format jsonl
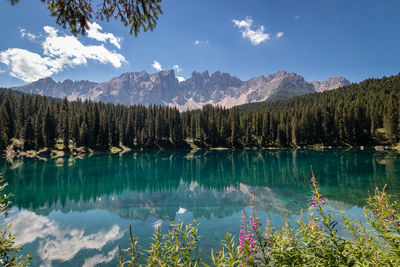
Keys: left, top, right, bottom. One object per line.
{"left": 0, "top": 73, "right": 400, "bottom": 153}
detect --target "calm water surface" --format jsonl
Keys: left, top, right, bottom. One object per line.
{"left": 1, "top": 149, "right": 400, "bottom": 266}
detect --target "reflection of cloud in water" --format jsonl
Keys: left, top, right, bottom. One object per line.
{"left": 177, "top": 207, "right": 187, "bottom": 214}
{"left": 153, "top": 219, "right": 163, "bottom": 229}
{"left": 6, "top": 210, "right": 122, "bottom": 264}
{"left": 83, "top": 247, "right": 118, "bottom": 267}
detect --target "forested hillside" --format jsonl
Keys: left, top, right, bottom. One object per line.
{"left": 0, "top": 73, "right": 399, "bottom": 153}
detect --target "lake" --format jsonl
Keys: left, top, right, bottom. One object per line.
{"left": 1, "top": 149, "right": 400, "bottom": 266}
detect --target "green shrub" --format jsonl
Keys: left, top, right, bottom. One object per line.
{"left": 119, "top": 221, "right": 201, "bottom": 266}
{"left": 0, "top": 178, "right": 31, "bottom": 267}
{"left": 121, "top": 169, "right": 400, "bottom": 266}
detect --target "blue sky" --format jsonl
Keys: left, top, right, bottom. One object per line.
{"left": 0, "top": 0, "right": 400, "bottom": 87}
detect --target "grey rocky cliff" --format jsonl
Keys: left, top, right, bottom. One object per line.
{"left": 310, "top": 77, "right": 350, "bottom": 92}
{"left": 12, "top": 70, "right": 350, "bottom": 110}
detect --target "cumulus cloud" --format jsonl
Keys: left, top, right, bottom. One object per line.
{"left": 173, "top": 64, "right": 182, "bottom": 73}
{"left": 152, "top": 60, "right": 162, "bottom": 71}
{"left": 232, "top": 17, "right": 282, "bottom": 46}
{"left": 173, "top": 65, "right": 185, "bottom": 82}
{"left": 176, "top": 76, "right": 185, "bottom": 83}
{"left": 86, "top": 22, "right": 121, "bottom": 49}
{"left": 42, "top": 26, "right": 125, "bottom": 68}
{"left": 276, "top": 32, "right": 284, "bottom": 39}
{"left": 43, "top": 26, "right": 57, "bottom": 37}
{"left": 0, "top": 48, "right": 55, "bottom": 82}
{"left": 0, "top": 26, "right": 126, "bottom": 82}
{"left": 233, "top": 17, "right": 270, "bottom": 45}
{"left": 6, "top": 210, "right": 123, "bottom": 265}
{"left": 152, "top": 61, "right": 184, "bottom": 80}
{"left": 20, "top": 29, "right": 38, "bottom": 41}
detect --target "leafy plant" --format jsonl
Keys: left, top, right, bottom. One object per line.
{"left": 120, "top": 168, "right": 400, "bottom": 266}
{"left": 119, "top": 221, "right": 201, "bottom": 266}
{"left": 0, "top": 178, "right": 31, "bottom": 267}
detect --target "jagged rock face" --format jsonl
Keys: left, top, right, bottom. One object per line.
{"left": 12, "top": 70, "right": 350, "bottom": 110}
{"left": 15, "top": 77, "right": 96, "bottom": 99}
{"left": 89, "top": 70, "right": 180, "bottom": 106}
{"left": 179, "top": 71, "right": 243, "bottom": 101}
{"left": 244, "top": 71, "right": 315, "bottom": 103}
{"left": 310, "top": 77, "right": 350, "bottom": 92}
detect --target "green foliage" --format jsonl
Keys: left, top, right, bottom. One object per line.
{"left": 120, "top": 170, "right": 400, "bottom": 266}
{"left": 119, "top": 221, "right": 201, "bottom": 266}
{"left": 1, "top": 73, "right": 400, "bottom": 153}
{"left": 0, "top": 178, "right": 31, "bottom": 266}
{"left": 9, "top": 0, "right": 163, "bottom": 36}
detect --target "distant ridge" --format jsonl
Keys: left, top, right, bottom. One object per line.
{"left": 12, "top": 70, "right": 350, "bottom": 111}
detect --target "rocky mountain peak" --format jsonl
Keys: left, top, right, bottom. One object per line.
{"left": 310, "top": 77, "right": 350, "bottom": 92}
{"left": 34, "top": 77, "right": 56, "bottom": 86}
{"left": 12, "top": 70, "right": 350, "bottom": 110}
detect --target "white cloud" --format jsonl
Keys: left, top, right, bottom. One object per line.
{"left": 83, "top": 247, "right": 118, "bottom": 267}
{"left": 276, "top": 32, "right": 284, "bottom": 39}
{"left": 86, "top": 22, "right": 121, "bottom": 49}
{"left": 194, "top": 40, "right": 209, "bottom": 45}
{"left": 153, "top": 219, "right": 163, "bottom": 229}
{"left": 0, "top": 48, "right": 55, "bottom": 82}
{"left": 177, "top": 207, "right": 187, "bottom": 214}
{"left": 20, "top": 29, "right": 38, "bottom": 41}
{"left": 232, "top": 17, "right": 271, "bottom": 45}
{"left": 6, "top": 210, "right": 123, "bottom": 265}
{"left": 294, "top": 15, "right": 300, "bottom": 19}
{"left": 43, "top": 26, "right": 58, "bottom": 37}
{"left": 152, "top": 60, "right": 162, "bottom": 71}
{"left": 0, "top": 26, "right": 126, "bottom": 82}
{"left": 42, "top": 26, "right": 125, "bottom": 68}
{"left": 152, "top": 62, "right": 183, "bottom": 80}
{"left": 173, "top": 64, "right": 183, "bottom": 73}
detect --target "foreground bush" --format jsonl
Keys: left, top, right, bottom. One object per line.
{"left": 120, "top": 169, "right": 400, "bottom": 266}
{"left": 0, "top": 178, "right": 31, "bottom": 267}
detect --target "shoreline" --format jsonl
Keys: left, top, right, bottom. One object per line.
{"left": 2, "top": 144, "right": 398, "bottom": 161}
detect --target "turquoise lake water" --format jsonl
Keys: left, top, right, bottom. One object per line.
{"left": 1, "top": 149, "right": 400, "bottom": 266}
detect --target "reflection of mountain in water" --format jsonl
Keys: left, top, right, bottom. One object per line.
{"left": 31, "top": 182, "right": 307, "bottom": 220}
{"left": 1, "top": 149, "right": 399, "bottom": 220}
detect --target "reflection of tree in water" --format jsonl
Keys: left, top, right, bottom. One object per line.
{"left": 1, "top": 149, "right": 399, "bottom": 219}
{"left": 31, "top": 182, "right": 308, "bottom": 220}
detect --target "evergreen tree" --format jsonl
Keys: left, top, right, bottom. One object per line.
{"left": 79, "top": 121, "right": 89, "bottom": 147}
{"left": 1, "top": 72, "right": 400, "bottom": 153}
{"left": 384, "top": 99, "right": 399, "bottom": 142}
{"left": 43, "top": 108, "right": 56, "bottom": 148}
{"left": 23, "top": 117, "right": 35, "bottom": 150}
{"left": 63, "top": 115, "right": 69, "bottom": 150}
{"left": 0, "top": 118, "right": 8, "bottom": 151}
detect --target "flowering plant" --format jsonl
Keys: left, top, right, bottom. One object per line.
{"left": 119, "top": 168, "right": 400, "bottom": 266}
{"left": 211, "top": 167, "right": 400, "bottom": 266}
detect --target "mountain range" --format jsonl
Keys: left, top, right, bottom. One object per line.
{"left": 12, "top": 70, "right": 350, "bottom": 110}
